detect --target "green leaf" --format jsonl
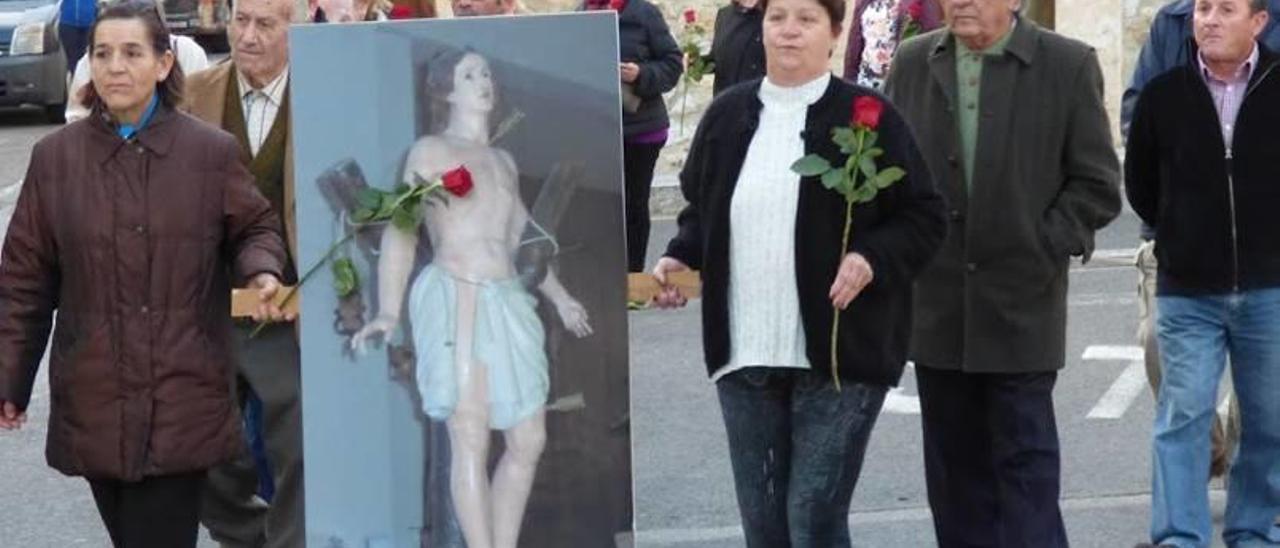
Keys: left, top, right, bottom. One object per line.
{"left": 356, "top": 188, "right": 383, "bottom": 211}
{"left": 866, "top": 147, "right": 884, "bottom": 158}
{"left": 331, "top": 257, "right": 360, "bottom": 297}
{"left": 391, "top": 201, "right": 421, "bottom": 231}
{"left": 832, "top": 127, "right": 856, "bottom": 149}
{"left": 821, "top": 169, "right": 845, "bottom": 191}
{"left": 853, "top": 185, "right": 878, "bottom": 203}
{"left": 791, "top": 155, "right": 833, "bottom": 177}
{"left": 352, "top": 207, "right": 376, "bottom": 223}
{"left": 859, "top": 156, "right": 877, "bottom": 182}
{"left": 863, "top": 130, "right": 879, "bottom": 150}
{"left": 873, "top": 167, "right": 906, "bottom": 189}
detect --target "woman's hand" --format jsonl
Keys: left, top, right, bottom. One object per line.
{"left": 250, "top": 273, "right": 296, "bottom": 323}
{"left": 830, "top": 252, "right": 874, "bottom": 310}
{"left": 554, "top": 297, "right": 593, "bottom": 338}
{"left": 652, "top": 256, "right": 690, "bottom": 309}
{"left": 620, "top": 62, "right": 641, "bottom": 84}
{"left": 0, "top": 401, "right": 26, "bottom": 431}
{"left": 350, "top": 314, "right": 398, "bottom": 354}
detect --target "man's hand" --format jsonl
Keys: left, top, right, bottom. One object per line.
{"left": 0, "top": 401, "right": 27, "bottom": 430}
{"left": 620, "top": 62, "right": 641, "bottom": 84}
{"left": 829, "top": 253, "right": 874, "bottom": 310}
{"left": 250, "top": 273, "right": 295, "bottom": 323}
{"left": 652, "top": 256, "right": 690, "bottom": 309}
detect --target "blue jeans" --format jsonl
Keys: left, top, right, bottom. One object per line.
{"left": 716, "top": 368, "right": 887, "bottom": 548}
{"left": 1152, "top": 288, "right": 1280, "bottom": 548}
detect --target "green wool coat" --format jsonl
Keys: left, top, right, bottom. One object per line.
{"left": 884, "top": 20, "right": 1122, "bottom": 373}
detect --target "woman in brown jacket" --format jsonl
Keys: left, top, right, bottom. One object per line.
{"left": 0, "top": 1, "right": 290, "bottom": 546}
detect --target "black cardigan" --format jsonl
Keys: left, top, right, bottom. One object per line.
{"left": 665, "top": 77, "right": 947, "bottom": 386}
{"left": 1125, "top": 45, "right": 1280, "bottom": 295}
{"left": 709, "top": 3, "right": 765, "bottom": 97}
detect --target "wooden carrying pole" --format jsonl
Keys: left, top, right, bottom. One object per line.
{"left": 229, "top": 271, "right": 702, "bottom": 318}
{"left": 230, "top": 288, "right": 300, "bottom": 318}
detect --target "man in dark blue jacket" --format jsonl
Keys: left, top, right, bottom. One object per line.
{"left": 57, "top": 0, "right": 97, "bottom": 73}
{"left": 1121, "top": 0, "right": 1280, "bottom": 486}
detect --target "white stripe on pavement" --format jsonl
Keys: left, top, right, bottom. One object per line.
{"left": 1082, "top": 345, "right": 1144, "bottom": 362}
{"left": 881, "top": 387, "right": 920, "bottom": 415}
{"left": 1087, "top": 361, "right": 1148, "bottom": 419}
{"left": 1083, "top": 345, "right": 1147, "bottom": 420}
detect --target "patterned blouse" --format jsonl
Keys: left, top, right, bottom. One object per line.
{"left": 856, "top": 0, "right": 903, "bottom": 90}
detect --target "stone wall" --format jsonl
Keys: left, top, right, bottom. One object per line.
{"left": 1123, "top": 0, "right": 1171, "bottom": 87}
{"left": 1056, "top": 0, "right": 1124, "bottom": 144}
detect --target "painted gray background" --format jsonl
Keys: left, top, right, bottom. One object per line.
{"left": 290, "top": 13, "right": 628, "bottom": 547}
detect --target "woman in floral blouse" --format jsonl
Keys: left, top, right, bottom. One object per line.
{"left": 842, "top": 0, "right": 943, "bottom": 89}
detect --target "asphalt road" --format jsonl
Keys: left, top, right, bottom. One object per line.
{"left": 0, "top": 107, "right": 1235, "bottom": 547}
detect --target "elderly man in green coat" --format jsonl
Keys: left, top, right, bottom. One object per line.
{"left": 884, "top": 0, "right": 1121, "bottom": 546}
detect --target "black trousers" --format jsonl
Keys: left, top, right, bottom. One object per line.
{"left": 717, "top": 368, "right": 888, "bottom": 547}
{"left": 916, "top": 366, "right": 1068, "bottom": 548}
{"left": 623, "top": 140, "right": 664, "bottom": 273}
{"left": 88, "top": 471, "right": 206, "bottom": 548}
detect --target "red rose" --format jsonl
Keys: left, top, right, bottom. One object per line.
{"left": 852, "top": 96, "right": 884, "bottom": 130}
{"left": 683, "top": 8, "right": 696, "bottom": 23}
{"left": 905, "top": 0, "right": 923, "bottom": 21}
{"left": 442, "top": 166, "right": 473, "bottom": 197}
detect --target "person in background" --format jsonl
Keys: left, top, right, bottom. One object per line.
{"left": 708, "top": 0, "right": 764, "bottom": 96}
{"left": 585, "top": 0, "right": 682, "bottom": 273}
{"left": 355, "top": 0, "right": 394, "bottom": 19}
{"left": 844, "top": 0, "right": 943, "bottom": 89}
{"left": 1121, "top": 0, "right": 1279, "bottom": 485}
{"left": 1125, "top": 1, "right": 1280, "bottom": 546}
{"left": 58, "top": 0, "right": 98, "bottom": 73}
{"left": 885, "top": 0, "right": 1121, "bottom": 545}
{"left": 451, "top": 0, "right": 520, "bottom": 16}
{"left": 182, "top": 0, "right": 306, "bottom": 544}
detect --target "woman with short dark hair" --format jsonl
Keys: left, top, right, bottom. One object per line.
{"left": 0, "top": 2, "right": 289, "bottom": 546}
{"left": 653, "top": 0, "right": 946, "bottom": 543}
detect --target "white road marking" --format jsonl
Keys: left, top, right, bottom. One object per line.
{"left": 1082, "top": 345, "right": 1145, "bottom": 362}
{"left": 1084, "top": 345, "right": 1148, "bottom": 419}
{"left": 881, "top": 362, "right": 919, "bottom": 415}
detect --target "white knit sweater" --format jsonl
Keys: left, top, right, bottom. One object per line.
{"left": 714, "top": 73, "right": 831, "bottom": 382}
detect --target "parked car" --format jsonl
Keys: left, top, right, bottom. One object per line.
{"left": 163, "top": 0, "right": 229, "bottom": 53}
{"left": 0, "top": 0, "right": 66, "bottom": 122}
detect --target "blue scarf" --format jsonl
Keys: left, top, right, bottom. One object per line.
{"left": 117, "top": 93, "right": 160, "bottom": 140}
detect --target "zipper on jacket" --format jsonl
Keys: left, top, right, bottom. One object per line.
{"left": 1223, "top": 62, "right": 1275, "bottom": 292}
{"left": 1225, "top": 147, "right": 1240, "bottom": 293}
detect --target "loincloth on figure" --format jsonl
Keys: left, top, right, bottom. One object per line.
{"left": 408, "top": 264, "right": 549, "bottom": 430}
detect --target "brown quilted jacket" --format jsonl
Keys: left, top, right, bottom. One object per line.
{"left": 0, "top": 106, "right": 286, "bottom": 481}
